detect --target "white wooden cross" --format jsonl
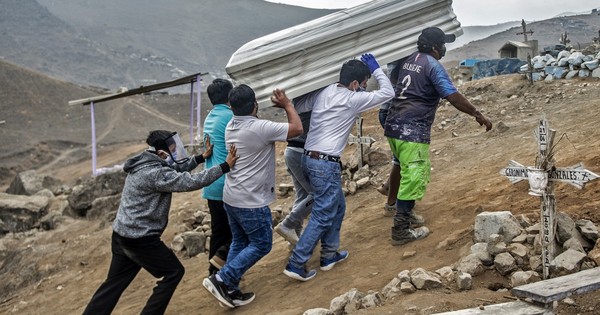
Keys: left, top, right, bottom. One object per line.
{"left": 500, "top": 117, "right": 599, "bottom": 279}
{"left": 348, "top": 116, "right": 375, "bottom": 167}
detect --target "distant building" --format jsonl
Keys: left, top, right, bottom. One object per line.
{"left": 498, "top": 40, "right": 538, "bottom": 60}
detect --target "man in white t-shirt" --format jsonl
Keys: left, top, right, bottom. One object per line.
{"left": 203, "top": 84, "right": 302, "bottom": 308}
{"left": 284, "top": 54, "right": 394, "bottom": 281}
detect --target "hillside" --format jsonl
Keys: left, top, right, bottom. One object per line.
{"left": 445, "top": 12, "right": 600, "bottom": 62}
{"left": 1, "top": 73, "right": 599, "bottom": 314}
{"left": 0, "top": 0, "right": 333, "bottom": 89}
{"left": 0, "top": 58, "right": 219, "bottom": 187}
{"left": 447, "top": 21, "right": 521, "bottom": 50}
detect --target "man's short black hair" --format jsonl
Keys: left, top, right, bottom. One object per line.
{"left": 207, "top": 78, "right": 233, "bottom": 105}
{"left": 147, "top": 130, "right": 174, "bottom": 152}
{"left": 228, "top": 84, "right": 256, "bottom": 116}
{"left": 339, "top": 59, "right": 371, "bottom": 86}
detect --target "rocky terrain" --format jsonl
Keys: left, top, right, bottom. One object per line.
{"left": 1, "top": 72, "right": 600, "bottom": 314}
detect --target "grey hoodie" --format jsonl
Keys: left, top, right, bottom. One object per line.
{"left": 112, "top": 150, "right": 227, "bottom": 238}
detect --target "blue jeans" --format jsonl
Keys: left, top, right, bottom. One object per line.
{"left": 219, "top": 204, "right": 272, "bottom": 291}
{"left": 289, "top": 155, "right": 345, "bottom": 268}
{"left": 281, "top": 147, "right": 313, "bottom": 231}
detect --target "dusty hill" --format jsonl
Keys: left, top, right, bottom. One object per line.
{"left": 0, "top": 0, "right": 333, "bottom": 89}
{"left": 445, "top": 12, "right": 600, "bottom": 62}
{"left": 1, "top": 73, "right": 599, "bottom": 314}
{"left": 0, "top": 58, "right": 223, "bottom": 187}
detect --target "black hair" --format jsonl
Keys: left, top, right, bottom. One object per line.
{"left": 228, "top": 84, "right": 256, "bottom": 116}
{"left": 207, "top": 78, "right": 233, "bottom": 105}
{"left": 339, "top": 59, "right": 371, "bottom": 86}
{"left": 417, "top": 41, "right": 435, "bottom": 54}
{"left": 146, "top": 130, "right": 174, "bottom": 152}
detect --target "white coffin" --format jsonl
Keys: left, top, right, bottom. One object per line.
{"left": 226, "top": 0, "right": 462, "bottom": 108}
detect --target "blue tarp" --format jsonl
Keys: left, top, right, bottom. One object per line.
{"left": 472, "top": 58, "right": 527, "bottom": 80}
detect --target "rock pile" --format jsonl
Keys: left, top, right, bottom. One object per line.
{"left": 0, "top": 169, "right": 125, "bottom": 235}
{"left": 525, "top": 50, "right": 600, "bottom": 81}
{"left": 302, "top": 210, "right": 600, "bottom": 315}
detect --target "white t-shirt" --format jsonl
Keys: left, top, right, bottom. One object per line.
{"left": 223, "top": 115, "right": 289, "bottom": 208}
{"left": 302, "top": 68, "right": 394, "bottom": 156}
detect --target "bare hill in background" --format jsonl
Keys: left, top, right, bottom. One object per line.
{"left": 446, "top": 13, "right": 600, "bottom": 62}
{"left": 0, "top": 0, "right": 333, "bottom": 89}
{"left": 447, "top": 21, "right": 521, "bottom": 51}
{"left": 0, "top": 58, "right": 217, "bottom": 186}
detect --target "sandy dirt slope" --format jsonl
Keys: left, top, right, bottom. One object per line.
{"left": 1, "top": 74, "right": 600, "bottom": 314}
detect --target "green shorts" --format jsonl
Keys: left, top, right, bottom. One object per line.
{"left": 387, "top": 138, "right": 430, "bottom": 201}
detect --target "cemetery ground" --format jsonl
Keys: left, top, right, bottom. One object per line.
{"left": 1, "top": 73, "right": 600, "bottom": 314}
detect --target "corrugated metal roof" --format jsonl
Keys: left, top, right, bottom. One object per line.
{"left": 226, "top": 0, "right": 462, "bottom": 108}
{"left": 500, "top": 41, "right": 531, "bottom": 49}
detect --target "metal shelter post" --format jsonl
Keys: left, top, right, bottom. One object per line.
{"left": 189, "top": 80, "right": 195, "bottom": 144}
{"left": 90, "top": 101, "right": 97, "bottom": 176}
{"left": 196, "top": 75, "right": 202, "bottom": 144}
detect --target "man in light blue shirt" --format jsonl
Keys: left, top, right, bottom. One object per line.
{"left": 202, "top": 79, "right": 234, "bottom": 275}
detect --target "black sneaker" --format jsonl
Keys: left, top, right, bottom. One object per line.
{"left": 391, "top": 226, "right": 430, "bottom": 246}
{"left": 229, "top": 290, "right": 255, "bottom": 307}
{"left": 202, "top": 274, "right": 235, "bottom": 308}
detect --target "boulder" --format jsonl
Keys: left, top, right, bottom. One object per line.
{"left": 474, "top": 211, "right": 523, "bottom": 243}
{"left": 6, "top": 170, "right": 63, "bottom": 196}
{"left": 0, "top": 192, "right": 49, "bottom": 234}
{"left": 410, "top": 268, "right": 442, "bottom": 290}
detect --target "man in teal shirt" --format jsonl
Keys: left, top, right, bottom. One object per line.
{"left": 202, "top": 79, "right": 234, "bottom": 275}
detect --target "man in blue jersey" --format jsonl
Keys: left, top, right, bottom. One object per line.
{"left": 385, "top": 27, "right": 492, "bottom": 246}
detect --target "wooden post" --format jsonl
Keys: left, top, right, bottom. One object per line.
{"left": 536, "top": 118, "right": 557, "bottom": 279}
{"left": 517, "top": 19, "right": 534, "bottom": 42}
{"left": 356, "top": 116, "right": 364, "bottom": 168}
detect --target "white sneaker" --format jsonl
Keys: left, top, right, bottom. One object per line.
{"left": 275, "top": 223, "right": 299, "bottom": 244}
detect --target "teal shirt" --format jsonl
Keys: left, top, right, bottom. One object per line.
{"left": 201, "top": 104, "right": 233, "bottom": 200}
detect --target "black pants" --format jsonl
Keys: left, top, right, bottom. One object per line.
{"left": 83, "top": 232, "right": 185, "bottom": 315}
{"left": 207, "top": 199, "right": 231, "bottom": 275}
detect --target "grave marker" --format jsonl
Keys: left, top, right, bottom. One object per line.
{"left": 347, "top": 116, "right": 375, "bottom": 167}
{"left": 499, "top": 117, "right": 599, "bottom": 279}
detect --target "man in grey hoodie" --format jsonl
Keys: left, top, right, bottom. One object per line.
{"left": 83, "top": 130, "right": 238, "bottom": 315}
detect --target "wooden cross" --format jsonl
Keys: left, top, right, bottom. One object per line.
{"left": 500, "top": 117, "right": 599, "bottom": 279}
{"left": 517, "top": 19, "right": 534, "bottom": 42}
{"left": 348, "top": 116, "right": 375, "bottom": 168}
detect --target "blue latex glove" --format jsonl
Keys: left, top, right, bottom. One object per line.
{"left": 360, "top": 53, "right": 380, "bottom": 73}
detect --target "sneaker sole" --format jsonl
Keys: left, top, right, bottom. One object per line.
{"left": 275, "top": 226, "right": 299, "bottom": 245}
{"left": 202, "top": 278, "right": 235, "bottom": 308}
{"left": 320, "top": 253, "right": 349, "bottom": 271}
{"left": 391, "top": 228, "right": 430, "bottom": 246}
{"left": 209, "top": 258, "right": 224, "bottom": 270}
{"left": 232, "top": 294, "right": 256, "bottom": 307}
{"left": 283, "top": 269, "right": 316, "bottom": 281}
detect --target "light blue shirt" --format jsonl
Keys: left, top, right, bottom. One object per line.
{"left": 202, "top": 104, "right": 233, "bottom": 200}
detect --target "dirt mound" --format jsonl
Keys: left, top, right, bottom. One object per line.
{"left": 1, "top": 74, "right": 599, "bottom": 314}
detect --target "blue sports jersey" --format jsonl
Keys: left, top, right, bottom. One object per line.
{"left": 384, "top": 51, "right": 457, "bottom": 144}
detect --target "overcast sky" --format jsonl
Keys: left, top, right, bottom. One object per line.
{"left": 265, "top": 0, "right": 599, "bottom": 26}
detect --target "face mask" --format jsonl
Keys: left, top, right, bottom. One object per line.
{"left": 438, "top": 44, "right": 447, "bottom": 58}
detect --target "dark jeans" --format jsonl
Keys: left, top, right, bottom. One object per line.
{"left": 83, "top": 232, "right": 185, "bottom": 315}
{"left": 207, "top": 199, "right": 231, "bottom": 275}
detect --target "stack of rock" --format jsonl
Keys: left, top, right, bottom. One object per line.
{"left": 524, "top": 50, "right": 600, "bottom": 81}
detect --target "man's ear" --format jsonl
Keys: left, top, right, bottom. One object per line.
{"left": 157, "top": 150, "right": 168, "bottom": 159}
